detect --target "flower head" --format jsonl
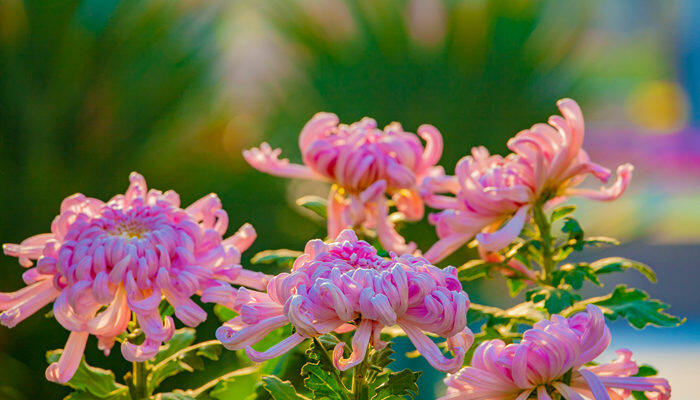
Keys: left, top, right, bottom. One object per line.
{"left": 1, "top": 172, "right": 266, "bottom": 383}
{"left": 243, "top": 113, "right": 444, "bottom": 254}
{"left": 423, "top": 99, "right": 633, "bottom": 262}
{"left": 216, "top": 229, "right": 473, "bottom": 373}
{"left": 440, "top": 305, "right": 670, "bottom": 400}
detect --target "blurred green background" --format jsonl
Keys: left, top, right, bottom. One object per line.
{"left": 1, "top": 0, "right": 698, "bottom": 398}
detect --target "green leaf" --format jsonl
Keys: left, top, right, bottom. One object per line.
{"left": 551, "top": 205, "right": 576, "bottom": 221}
{"left": 64, "top": 392, "right": 102, "bottom": 400}
{"left": 551, "top": 263, "right": 601, "bottom": 290}
{"left": 528, "top": 287, "right": 581, "bottom": 315}
{"left": 561, "top": 217, "right": 584, "bottom": 249}
{"left": 251, "top": 249, "right": 303, "bottom": 268}
{"left": 584, "top": 285, "right": 684, "bottom": 329}
{"left": 45, "top": 351, "right": 128, "bottom": 399}
{"left": 208, "top": 369, "right": 261, "bottom": 400}
{"left": 590, "top": 257, "right": 657, "bottom": 283}
{"left": 296, "top": 195, "right": 327, "bottom": 219}
{"left": 302, "top": 362, "right": 349, "bottom": 400}
{"left": 149, "top": 334, "right": 224, "bottom": 392}
{"left": 214, "top": 304, "right": 237, "bottom": 322}
{"left": 634, "top": 364, "right": 658, "bottom": 377}
{"left": 261, "top": 376, "right": 309, "bottom": 400}
{"left": 372, "top": 369, "right": 420, "bottom": 400}
{"left": 582, "top": 236, "right": 620, "bottom": 247}
{"left": 153, "top": 328, "right": 196, "bottom": 364}
{"left": 456, "top": 260, "right": 496, "bottom": 281}
{"left": 506, "top": 279, "right": 527, "bottom": 297}
{"left": 153, "top": 393, "right": 196, "bottom": 400}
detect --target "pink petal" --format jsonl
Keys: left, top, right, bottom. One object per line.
{"left": 45, "top": 331, "right": 89, "bottom": 383}
{"left": 476, "top": 205, "right": 530, "bottom": 252}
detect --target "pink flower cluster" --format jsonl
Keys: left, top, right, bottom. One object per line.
{"left": 1, "top": 173, "right": 267, "bottom": 383}
{"left": 424, "top": 99, "right": 633, "bottom": 262}
{"left": 216, "top": 229, "right": 473, "bottom": 373}
{"left": 243, "top": 113, "right": 444, "bottom": 254}
{"left": 441, "top": 305, "right": 670, "bottom": 400}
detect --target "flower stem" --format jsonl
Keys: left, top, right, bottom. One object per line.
{"left": 352, "top": 348, "right": 371, "bottom": 400}
{"left": 131, "top": 360, "right": 148, "bottom": 400}
{"left": 532, "top": 203, "right": 554, "bottom": 282}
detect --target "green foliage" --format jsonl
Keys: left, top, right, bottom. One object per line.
{"left": 296, "top": 196, "right": 328, "bottom": 219}
{"left": 214, "top": 305, "right": 237, "bottom": 322}
{"left": 551, "top": 205, "right": 576, "bottom": 221}
{"left": 262, "top": 376, "right": 310, "bottom": 400}
{"left": 590, "top": 257, "right": 657, "bottom": 282}
{"left": 567, "top": 285, "right": 684, "bottom": 329}
{"left": 456, "top": 259, "right": 496, "bottom": 281}
{"left": 527, "top": 287, "right": 581, "bottom": 315}
{"left": 371, "top": 369, "right": 420, "bottom": 400}
{"left": 45, "top": 351, "right": 129, "bottom": 400}
{"left": 207, "top": 369, "right": 261, "bottom": 400}
{"left": 551, "top": 263, "right": 601, "bottom": 290}
{"left": 301, "top": 338, "right": 350, "bottom": 400}
{"left": 149, "top": 329, "right": 223, "bottom": 392}
{"left": 561, "top": 217, "right": 584, "bottom": 249}
{"left": 252, "top": 249, "right": 303, "bottom": 269}
{"left": 506, "top": 278, "right": 527, "bottom": 297}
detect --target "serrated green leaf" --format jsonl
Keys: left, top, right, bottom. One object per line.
{"left": 561, "top": 218, "right": 584, "bottom": 249}
{"left": 46, "top": 351, "right": 128, "bottom": 399}
{"left": 551, "top": 205, "right": 576, "bottom": 221}
{"left": 302, "top": 362, "right": 349, "bottom": 400}
{"left": 528, "top": 287, "right": 580, "bottom": 315}
{"left": 251, "top": 249, "right": 303, "bottom": 268}
{"left": 372, "top": 369, "right": 420, "bottom": 400}
{"left": 261, "top": 376, "right": 309, "bottom": 400}
{"left": 583, "top": 285, "right": 683, "bottom": 329}
{"left": 552, "top": 263, "right": 601, "bottom": 290}
{"left": 506, "top": 279, "right": 527, "bottom": 297}
{"left": 296, "top": 196, "right": 327, "bottom": 219}
{"left": 590, "top": 257, "right": 657, "bottom": 283}
{"left": 214, "top": 304, "right": 237, "bottom": 322}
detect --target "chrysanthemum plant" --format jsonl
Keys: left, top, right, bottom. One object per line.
{"left": 1, "top": 99, "right": 681, "bottom": 400}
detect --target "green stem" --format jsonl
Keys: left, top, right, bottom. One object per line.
{"left": 131, "top": 360, "right": 148, "bottom": 400}
{"left": 532, "top": 203, "right": 554, "bottom": 282}
{"left": 351, "top": 348, "right": 370, "bottom": 400}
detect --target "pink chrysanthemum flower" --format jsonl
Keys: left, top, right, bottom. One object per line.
{"left": 423, "top": 98, "right": 633, "bottom": 262}
{"left": 440, "top": 305, "right": 670, "bottom": 400}
{"left": 1, "top": 172, "right": 267, "bottom": 383}
{"left": 243, "top": 113, "right": 444, "bottom": 254}
{"left": 216, "top": 229, "right": 473, "bottom": 373}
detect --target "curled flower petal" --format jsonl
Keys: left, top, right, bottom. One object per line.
{"left": 45, "top": 331, "right": 89, "bottom": 383}
{"left": 476, "top": 205, "right": 530, "bottom": 252}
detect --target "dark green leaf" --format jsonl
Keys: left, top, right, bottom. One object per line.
{"left": 551, "top": 263, "right": 601, "bottom": 290}
{"left": 208, "top": 370, "right": 260, "bottom": 400}
{"left": 586, "top": 285, "right": 684, "bottom": 329}
{"left": 149, "top": 334, "right": 224, "bottom": 391}
{"left": 296, "top": 195, "right": 327, "bottom": 219}
{"left": 372, "top": 369, "right": 420, "bottom": 400}
{"left": 528, "top": 287, "right": 580, "bottom": 315}
{"left": 261, "top": 376, "right": 309, "bottom": 400}
{"left": 551, "top": 205, "right": 576, "bottom": 221}
{"left": 301, "top": 363, "right": 349, "bottom": 400}
{"left": 506, "top": 279, "right": 527, "bottom": 297}
{"left": 154, "top": 393, "right": 196, "bottom": 400}
{"left": 45, "top": 351, "right": 128, "bottom": 399}
{"left": 251, "top": 249, "right": 303, "bottom": 268}
{"left": 561, "top": 218, "right": 584, "bottom": 249}
{"left": 153, "top": 328, "right": 196, "bottom": 364}
{"left": 590, "top": 257, "right": 657, "bottom": 283}
{"left": 634, "top": 365, "right": 658, "bottom": 377}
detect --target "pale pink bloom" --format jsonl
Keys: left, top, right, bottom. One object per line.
{"left": 243, "top": 113, "right": 444, "bottom": 254}
{"left": 424, "top": 99, "right": 633, "bottom": 262}
{"left": 1, "top": 172, "right": 266, "bottom": 383}
{"left": 217, "top": 229, "right": 473, "bottom": 373}
{"left": 440, "top": 305, "right": 670, "bottom": 400}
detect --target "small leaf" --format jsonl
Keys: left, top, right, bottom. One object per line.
{"left": 582, "top": 236, "right": 620, "bottom": 247}
{"left": 561, "top": 218, "right": 584, "bottom": 249}
{"left": 45, "top": 351, "right": 128, "bottom": 399}
{"left": 214, "top": 304, "right": 237, "bottom": 322}
{"left": 153, "top": 393, "right": 195, "bottom": 400}
{"left": 252, "top": 249, "right": 303, "bottom": 268}
{"left": 149, "top": 333, "right": 224, "bottom": 391}
{"left": 506, "top": 279, "right": 527, "bottom": 297}
{"left": 153, "top": 328, "right": 196, "bottom": 364}
{"left": 552, "top": 263, "right": 601, "bottom": 290}
{"left": 208, "top": 370, "right": 260, "bottom": 400}
{"left": 585, "top": 285, "right": 684, "bottom": 329}
{"left": 551, "top": 205, "right": 576, "bottom": 221}
{"left": 262, "top": 376, "right": 310, "bottom": 400}
{"left": 590, "top": 257, "right": 657, "bottom": 283}
{"left": 372, "top": 369, "right": 420, "bottom": 400}
{"left": 528, "top": 287, "right": 580, "bottom": 315}
{"left": 296, "top": 195, "right": 327, "bottom": 219}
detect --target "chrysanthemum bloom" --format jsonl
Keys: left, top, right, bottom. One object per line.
{"left": 423, "top": 99, "right": 633, "bottom": 262}
{"left": 243, "top": 113, "right": 444, "bottom": 254}
{"left": 440, "top": 305, "right": 670, "bottom": 400}
{"left": 216, "top": 229, "right": 473, "bottom": 372}
{"left": 1, "top": 172, "right": 267, "bottom": 383}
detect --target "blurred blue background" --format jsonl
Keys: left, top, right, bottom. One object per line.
{"left": 0, "top": 0, "right": 698, "bottom": 398}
